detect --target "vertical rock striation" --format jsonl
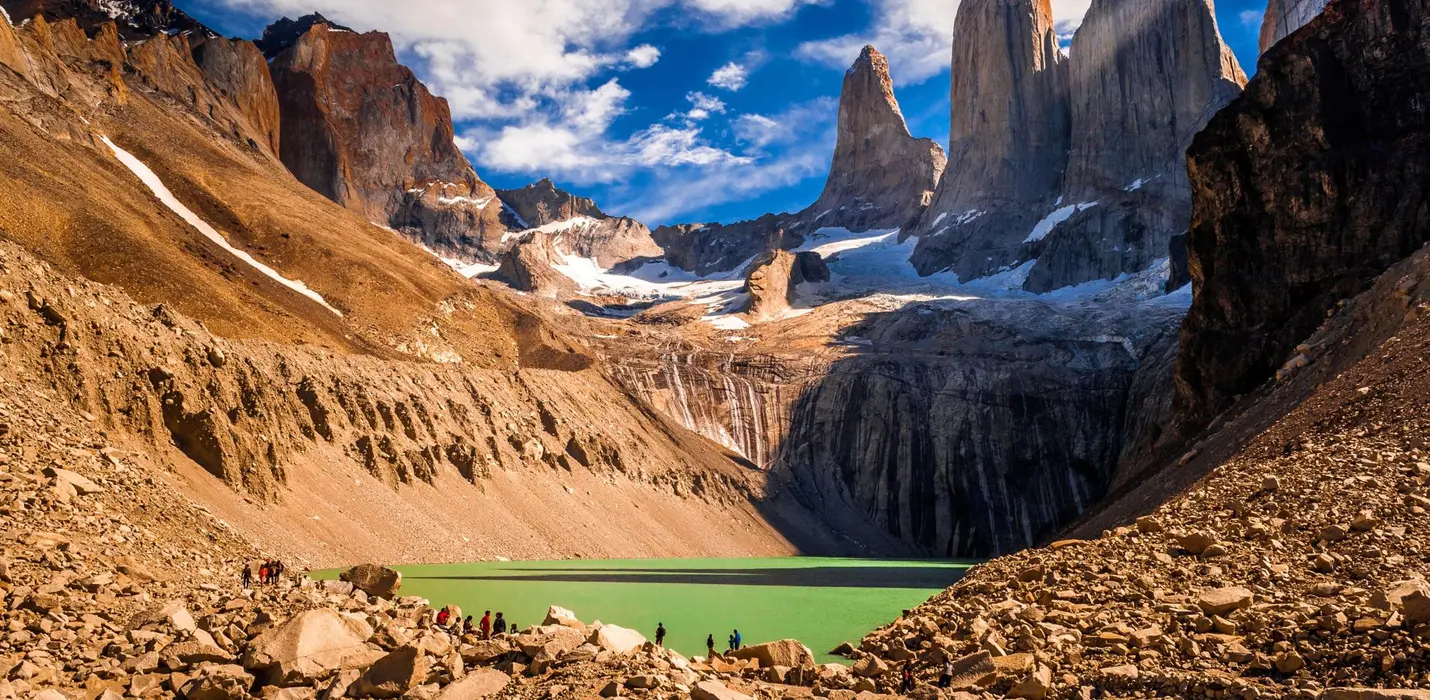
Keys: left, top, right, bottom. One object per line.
{"left": 1260, "top": 0, "right": 1331, "bottom": 54}
{"left": 911, "top": 0, "right": 1069, "bottom": 281}
{"left": 806, "top": 45, "right": 946, "bottom": 232}
{"left": 1179, "top": 0, "right": 1430, "bottom": 423}
{"left": 263, "top": 16, "right": 509, "bottom": 261}
{"left": 1021, "top": 0, "right": 1245, "bottom": 292}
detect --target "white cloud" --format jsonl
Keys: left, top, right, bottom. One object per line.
{"left": 797, "top": 0, "right": 1092, "bottom": 86}
{"left": 1239, "top": 9, "right": 1263, "bottom": 28}
{"left": 625, "top": 44, "right": 662, "bottom": 68}
{"left": 680, "top": 91, "right": 728, "bottom": 121}
{"left": 707, "top": 62, "right": 749, "bottom": 91}
{"left": 685, "top": 0, "right": 823, "bottom": 26}
{"left": 620, "top": 97, "right": 838, "bottom": 222}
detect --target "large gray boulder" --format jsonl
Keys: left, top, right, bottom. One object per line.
{"left": 243, "top": 608, "right": 376, "bottom": 685}
{"left": 339, "top": 564, "right": 403, "bottom": 599}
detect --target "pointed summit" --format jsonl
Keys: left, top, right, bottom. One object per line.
{"left": 804, "top": 44, "right": 946, "bottom": 232}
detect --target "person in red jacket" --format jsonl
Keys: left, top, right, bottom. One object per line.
{"left": 480, "top": 610, "right": 492, "bottom": 639}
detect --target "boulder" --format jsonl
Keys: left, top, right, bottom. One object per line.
{"left": 516, "top": 626, "right": 586, "bottom": 661}
{"left": 43, "top": 466, "right": 103, "bottom": 494}
{"left": 1175, "top": 532, "right": 1218, "bottom": 555}
{"left": 729, "top": 639, "right": 816, "bottom": 669}
{"left": 1007, "top": 665, "right": 1052, "bottom": 700}
{"left": 350, "top": 647, "right": 429, "bottom": 699}
{"left": 946, "top": 650, "right": 996, "bottom": 689}
{"left": 588, "top": 624, "right": 646, "bottom": 655}
{"left": 134, "top": 600, "right": 198, "bottom": 634}
{"left": 851, "top": 656, "right": 888, "bottom": 678}
{"left": 339, "top": 564, "right": 403, "bottom": 599}
{"left": 1373, "top": 579, "right": 1430, "bottom": 611}
{"left": 179, "top": 665, "right": 253, "bottom": 700}
{"left": 433, "top": 668, "right": 509, "bottom": 700}
{"left": 459, "top": 639, "right": 513, "bottom": 664}
{"left": 691, "top": 680, "right": 753, "bottom": 700}
{"left": 1197, "top": 587, "right": 1253, "bottom": 616}
{"left": 1402, "top": 590, "right": 1430, "bottom": 626}
{"left": 243, "top": 608, "right": 375, "bottom": 686}
{"left": 542, "top": 605, "right": 583, "bottom": 629}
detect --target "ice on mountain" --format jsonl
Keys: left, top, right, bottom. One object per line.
{"left": 1024, "top": 202, "right": 1098, "bottom": 243}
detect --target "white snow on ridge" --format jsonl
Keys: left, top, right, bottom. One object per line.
{"left": 529, "top": 216, "right": 598, "bottom": 234}
{"left": 102, "top": 136, "right": 343, "bottom": 317}
{"left": 1125, "top": 179, "right": 1145, "bottom": 192}
{"left": 0, "top": 5, "right": 11, "bottom": 25}
{"left": 1024, "top": 202, "right": 1098, "bottom": 244}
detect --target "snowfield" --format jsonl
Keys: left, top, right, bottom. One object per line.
{"left": 102, "top": 136, "right": 344, "bottom": 316}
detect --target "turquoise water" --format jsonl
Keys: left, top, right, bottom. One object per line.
{"left": 317, "top": 557, "right": 971, "bottom": 662}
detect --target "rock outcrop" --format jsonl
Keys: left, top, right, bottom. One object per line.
{"left": 911, "top": 0, "right": 1069, "bottom": 281}
{"left": 190, "top": 37, "right": 281, "bottom": 156}
{"left": 1020, "top": 0, "right": 1246, "bottom": 292}
{"left": 263, "top": 16, "right": 509, "bottom": 260}
{"left": 652, "top": 214, "right": 804, "bottom": 277}
{"left": 489, "top": 231, "right": 578, "bottom": 298}
{"left": 496, "top": 179, "right": 662, "bottom": 268}
{"left": 804, "top": 45, "right": 945, "bottom": 233}
{"left": 1260, "top": 0, "right": 1330, "bottom": 53}
{"left": 1179, "top": 0, "right": 1430, "bottom": 423}
{"left": 743, "top": 250, "right": 829, "bottom": 323}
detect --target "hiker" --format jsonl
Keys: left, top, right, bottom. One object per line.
{"left": 938, "top": 657, "right": 954, "bottom": 688}
{"left": 730, "top": 629, "right": 742, "bottom": 651}
{"left": 258, "top": 562, "right": 270, "bottom": 586}
{"left": 901, "top": 661, "right": 915, "bottom": 692}
{"left": 655, "top": 622, "right": 666, "bottom": 647}
{"left": 436, "top": 608, "right": 451, "bottom": 627}
{"left": 241, "top": 564, "right": 251, "bottom": 589}
{"left": 480, "top": 610, "right": 492, "bottom": 639}
{"left": 493, "top": 612, "right": 507, "bottom": 635}
{"left": 463, "top": 616, "right": 474, "bottom": 635}
{"left": 706, "top": 634, "right": 716, "bottom": 658}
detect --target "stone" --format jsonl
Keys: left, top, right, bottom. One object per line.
{"left": 516, "top": 626, "right": 586, "bottom": 660}
{"left": 350, "top": 647, "right": 428, "bottom": 699}
{"left": 116, "top": 556, "right": 159, "bottom": 583}
{"left": 1351, "top": 511, "right": 1380, "bottom": 531}
{"left": 1007, "top": 664, "right": 1052, "bottom": 700}
{"left": 588, "top": 624, "right": 646, "bottom": 655}
{"left": 1319, "top": 524, "right": 1349, "bottom": 542}
{"left": 1101, "top": 664, "right": 1139, "bottom": 680}
{"left": 624, "top": 675, "right": 661, "bottom": 690}
{"left": 599, "top": 681, "right": 622, "bottom": 698}
{"left": 1197, "top": 587, "right": 1254, "bottom": 616}
{"left": 42, "top": 466, "right": 102, "bottom": 494}
{"left": 180, "top": 666, "right": 254, "bottom": 700}
{"left": 743, "top": 250, "right": 830, "bottom": 323}
{"left": 1401, "top": 590, "right": 1430, "bottom": 625}
{"left": 945, "top": 650, "right": 996, "bottom": 689}
{"left": 1135, "top": 516, "right": 1164, "bottom": 534}
{"left": 542, "top": 605, "right": 581, "bottom": 628}
{"left": 1373, "top": 580, "right": 1430, "bottom": 611}
{"left": 433, "top": 668, "right": 509, "bottom": 700}
{"left": 243, "top": 608, "right": 375, "bottom": 686}
{"left": 339, "top": 564, "right": 402, "bottom": 599}
{"left": 134, "top": 600, "right": 197, "bottom": 634}
{"left": 1176, "top": 532, "right": 1218, "bottom": 555}
{"left": 691, "top": 680, "right": 753, "bottom": 700}
{"left": 851, "top": 656, "right": 888, "bottom": 678}
{"left": 1275, "top": 651, "right": 1305, "bottom": 673}
{"left": 729, "top": 639, "right": 816, "bottom": 670}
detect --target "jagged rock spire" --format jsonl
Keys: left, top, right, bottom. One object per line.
{"left": 805, "top": 45, "right": 946, "bottom": 232}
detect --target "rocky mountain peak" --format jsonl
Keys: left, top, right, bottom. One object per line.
{"left": 497, "top": 178, "right": 607, "bottom": 229}
{"left": 0, "top": 0, "right": 213, "bottom": 39}
{"left": 803, "top": 44, "right": 946, "bottom": 232}
{"left": 255, "top": 13, "right": 354, "bottom": 58}
{"left": 1259, "top": 0, "right": 1329, "bottom": 54}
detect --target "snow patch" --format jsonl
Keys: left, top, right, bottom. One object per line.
{"left": 1024, "top": 202, "right": 1098, "bottom": 243}
{"left": 530, "top": 216, "right": 598, "bottom": 234}
{"left": 0, "top": 5, "right": 11, "bottom": 24}
{"left": 707, "top": 316, "right": 750, "bottom": 330}
{"left": 102, "top": 136, "right": 343, "bottom": 316}
{"left": 1125, "top": 179, "right": 1145, "bottom": 192}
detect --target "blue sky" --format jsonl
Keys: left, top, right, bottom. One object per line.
{"left": 181, "top": 0, "right": 1271, "bottom": 228}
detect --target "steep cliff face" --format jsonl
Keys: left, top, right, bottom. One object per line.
{"left": 490, "top": 231, "right": 578, "bottom": 299}
{"left": 1260, "top": 0, "right": 1331, "bottom": 53}
{"left": 911, "top": 0, "right": 1068, "bottom": 281}
{"left": 652, "top": 214, "right": 805, "bottom": 276}
{"left": 805, "top": 46, "right": 946, "bottom": 233}
{"left": 1021, "top": 0, "right": 1245, "bottom": 292}
{"left": 1180, "top": 0, "right": 1430, "bottom": 424}
{"left": 191, "top": 37, "right": 281, "bottom": 156}
{"left": 263, "top": 16, "right": 509, "bottom": 260}
{"left": 497, "top": 179, "right": 662, "bottom": 268}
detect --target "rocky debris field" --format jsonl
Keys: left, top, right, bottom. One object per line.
{"left": 853, "top": 262, "right": 1430, "bottom": 697}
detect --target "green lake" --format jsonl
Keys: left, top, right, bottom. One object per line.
{"left": 316, "top": 557, "right": 972, "bottom": 663}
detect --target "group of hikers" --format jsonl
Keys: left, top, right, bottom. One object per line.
{"left": 435, "top": 608, "right": 513, "bottom": 639}
{"left": 240, "top": 560, "right": 287, "bottom": 588}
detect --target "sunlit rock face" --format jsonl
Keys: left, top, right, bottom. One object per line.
{"left": 1259, "top": 0, "right": 1330, "bottom": 54}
